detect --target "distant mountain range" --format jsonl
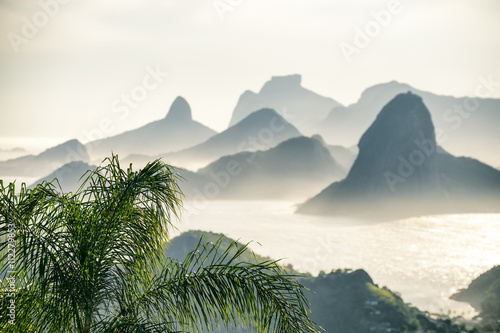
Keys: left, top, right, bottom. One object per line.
{"left": 31, "top": 135, "right": 349, "bottom": 201}
{"left": 86, "top": 96, "right": 217, "bottom": 160}
{"left": 298, "top": 92, "right": 500, "bottom": 218}
{"left": 4, "top": 75, "right": 499, "bottom": 197}
{"left": 158, "top": 108, "right": 302, "bottom": 169}
{"left": 0, "top": 139, "right": 89, "bottom": 177}
{"left": 228, "top": 74, "right": 342, "bottom": 133}
{"left": 193, "top": 136, "right": 346, "bottom": 200}
{"left": 25, "top": 93, "right": 499, "bottom": 210}
{"left": 225, "top": 77, "right": 500, "bottom": 167}
{"left": 313, "top": 81, "right": 500, "bottom": 167}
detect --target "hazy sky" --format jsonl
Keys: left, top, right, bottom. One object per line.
{"left": 1, "top": 0, "right": 499, "bottom": 150}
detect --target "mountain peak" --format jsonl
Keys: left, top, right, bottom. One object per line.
{"left": 260, "top": 74, "right": 302, "bottom": 93}
{"left": 297, "top": 92, "right": 500, "bottom": 217}
{"left": 272, "top": 74, "right": 302, "bottom": 83}
{"left": 228, "top": 74, "right": 341, "bottom": 128}
{"left": 233, "top": 108, "right": 284, "bottom": 127}
{"left": 165, "top": 96, "right": 192, "bottom": 122}
{"left": 359, "top": 91, "right": 434, "bottom": 150}
{"left": 350, "top": 92, "right": 437, "bottom": 195}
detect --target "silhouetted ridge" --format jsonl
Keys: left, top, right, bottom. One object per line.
{"left": 315, "top": 80, "right": 500, "bottom": 168}
{"left": 359, "top": 92, "right": 434, "bottom": 148}
{"left": 260, "top": 74, "right": 302, "bottom": 92}
{"left": 30, "top": 161, "right": 95, "bottom": 193}
{"left": 298, "top": 92, "right": 500, "bottom": 218}
{"left": 228, "top": 74, "right": 342, "bottom": 131}
{"left": 232, "top": 108, "right": 281, "bottom": 127}
{"left": 191, "top": 135, "right": 345, "bottom": 200}
{"left": 85, "top": 96, "right": 216, "bottom": 158}
{"left": 162, "top": 108, "right": 302, "bottom": 168}
{"left": 344, "top": 91, "right": 439, "bottom": 196}
{"left": 0, "top": 139, "right": 89, "bottom": 177}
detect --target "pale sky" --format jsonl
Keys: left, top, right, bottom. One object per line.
{"left": 1, "top": 0, "right": 499, "bottom": 151}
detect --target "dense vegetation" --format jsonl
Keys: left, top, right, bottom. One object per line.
{"left": 452, "top": 265, "right": 500, "bottom": 321}
{"left": 167, "top": 230, "right": 481, "bottom": 333}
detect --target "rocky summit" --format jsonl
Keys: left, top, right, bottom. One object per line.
{"left": 298, "top": 92, "right": 500, "bottom": 218}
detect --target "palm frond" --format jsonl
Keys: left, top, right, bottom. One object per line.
{"left": 116, "top": 237, "right": 317, "bottom": 332}
{"left": 0, "top": 155, "right": 317, "bottom": 332}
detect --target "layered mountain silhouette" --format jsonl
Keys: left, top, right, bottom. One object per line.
{"left": 86, "top": 97, "right": 216, "bottom": 159}
{"left": 228, "top": 75, "right": 342, "bottom": 133}
{"left": 298, "top": 92, "right": 500, "bottom": 218}
{"left": 311, "top": 134, "right": 357, "bottom": 171}
{"left": 191, "top": 136, "right": 346, "bottom": 200}
{"left": 32, "top": 136, "right": 346, "bottom": 201}
{"left": 162, "top": 108, "right": 302, "bottom": 169}
{"left": 451, "top": 266, "right": 500, "bottom": 320}
{"left": 30, "top": 161, "right": 96, "bottom": 193}
{"left": 29, "top": 160, "right": 206, "bottom": 198}
{"left": 166, "top": 230, "right": 458, "bottom": 333}
{"left": 314, "top": 81, "right": 500, "bottom": 167}
{"left": 0, "top": 139, "right": 89, "bottom": 177}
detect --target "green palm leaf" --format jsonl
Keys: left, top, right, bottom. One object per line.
{"left": 0, "top": 155, "right": 317, "bottom": 332}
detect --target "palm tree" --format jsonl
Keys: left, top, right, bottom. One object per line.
{"left": 0, "top": 156, "right": 316, "bottom": 332}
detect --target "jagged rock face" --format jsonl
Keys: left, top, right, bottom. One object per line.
{"left": 343, "top": 91, "right": 439, "bottom": 197}
{"left": 165, "top": 96, "right": 192, "bottom": 123}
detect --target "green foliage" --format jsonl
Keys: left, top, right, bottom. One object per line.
{"left": 0, "top": 156, "right": 316, "bottom": 333}
{"left": 300, "top": 269, "right": 421, "bottom": 332}
{"left": 452, "top": 265, "right": 500, "bottom": 321}
{"left": 165, "top": 230, "right": 284, "bottom": 270}
{"left": 148, "top": 230, "right": 491, "bottom": 333}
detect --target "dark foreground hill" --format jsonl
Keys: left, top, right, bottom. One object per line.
{"left": 298, "top": 92, "right": 500, "bottom": 218}
{"left": 451, "top": 266, "right": 500, "bottom": 321}
{"left": 166, "top": 230, "right": 468, "bottom": 333}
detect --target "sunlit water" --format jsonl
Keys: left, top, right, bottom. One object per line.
{"left": 173, "top": 200, "right": 500, "bottom": 318}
